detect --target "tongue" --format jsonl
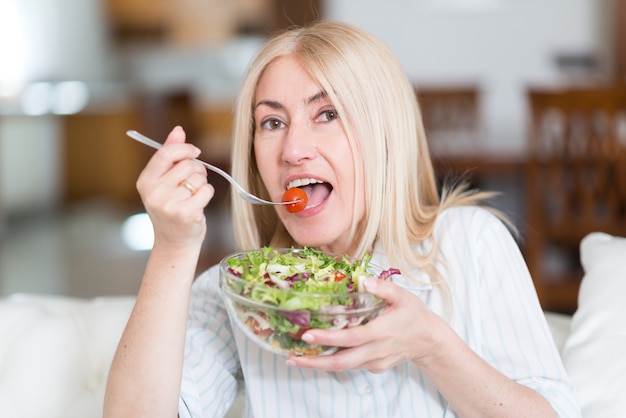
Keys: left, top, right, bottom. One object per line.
{"left": 301, "top": 183, "right": 331, "bottom": 207}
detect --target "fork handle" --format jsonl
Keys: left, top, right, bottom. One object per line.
{"left": 126, "top": 130, "right": 234, "bottom": 185}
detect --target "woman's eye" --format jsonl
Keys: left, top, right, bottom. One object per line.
{"left": 260, "top": 118, "right": 285, "bottom": 130}
{"left": 318, "top": 109, "right": 338, "bottom": 122}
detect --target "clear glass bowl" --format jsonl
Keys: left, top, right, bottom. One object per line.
{"left": 219, "top": 248, "right": 388, "bottom": 357}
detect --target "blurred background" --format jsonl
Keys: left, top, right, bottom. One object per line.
{"left": 1, "top": 0, "right": 624, "bottom": 313}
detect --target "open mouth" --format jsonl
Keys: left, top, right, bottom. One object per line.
{"left": 287, "top": 178, "right": 332, "bottom": 208}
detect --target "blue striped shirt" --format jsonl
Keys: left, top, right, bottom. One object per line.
{"left": 179, "top": 206, "right": 581, "bottom": 417}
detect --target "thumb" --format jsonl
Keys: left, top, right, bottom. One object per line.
{"left": 362, "top": 276, "right": 402, "bottom": 305}
{"left": 164, "top": 125, "right": 186, "bottom": 145}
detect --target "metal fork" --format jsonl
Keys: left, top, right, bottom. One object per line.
{"left": 126, "top": 130, "right": 298, "bottom": 206}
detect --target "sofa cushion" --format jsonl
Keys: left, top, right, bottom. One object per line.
{"left": 562, "top": 232, "right": 626, "bottom": 418}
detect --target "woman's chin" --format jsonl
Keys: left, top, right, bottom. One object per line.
{"left": 287, "top": 227, "right": 333, "bottom": 249}
{"left": 288, "top": 227, "right": 349, "bottom": 253}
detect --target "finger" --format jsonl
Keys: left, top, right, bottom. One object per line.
{"left": 177, "top": 172, "right": 215, "bottom": 203}
{"left": 190, "top": 182, "right": 215, "bottom": 206}
{"left": 362, "top": 276, "right": 404, "bottom": 305}
{"left": 164, "top": 125, "right": 186, "bottom": 145}
{"left": 143, "top": 129, "right": 202, "bottom": 178}
{"left": 301, "top": 323, "right": 364, "bottom": 348}
{"left": 164, "top": 184, "right": 214, "bottom": 226}
{"left": 152, "top": 177, "right": 212, "bottom": 224}
{"left": 163, "top": 158, "right": 207, "bottom": 186}
{"left": 288, "top": 344, "right": 387, "bottom": 372}
{"left": 287, "top": 348, "right": 356, "bottom": 371}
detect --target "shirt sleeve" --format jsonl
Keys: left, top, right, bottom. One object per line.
{"left": 178, "top": 266, "right": 241, "bottom": 418}
{"left": 449, "top": 207, "right": 581, "bottom": 417}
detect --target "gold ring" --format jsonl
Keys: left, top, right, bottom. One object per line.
{"left": 178, "top": 179, "right": 198, "bottom": 195}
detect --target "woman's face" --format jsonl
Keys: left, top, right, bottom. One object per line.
{"left": 253, "top": 56, "right": 365, "bottom": 255}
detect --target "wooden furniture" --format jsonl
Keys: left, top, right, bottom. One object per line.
{"left": 62, "top": 109, "right": 146, "bottom": 208}
{"left": 416, "top": 86, "right": 481, "bottom": 157}
{"left": 106, "top": 0, "right": 323, "bottom": 44}
{"left": 525, "top": 86, "right": 626, "bottom": 313}
{"left": 612, "top": 0, "right": 626, "bottom": 82}
{"left": 271, "top": 0, "right": 323, "bottom": 32}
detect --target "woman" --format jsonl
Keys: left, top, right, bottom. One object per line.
{"left": 104, "top": 22, "right": 580, "bottom": 417}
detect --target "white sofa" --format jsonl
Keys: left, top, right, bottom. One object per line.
{"left": 0, "top": 232, "right": 624, "bottom": 418}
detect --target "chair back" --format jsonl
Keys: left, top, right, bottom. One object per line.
{"left": 526, "top": 86, "right": 626, "bottom": 312}
{"left": 416, "top": 86, "right": 481, "bottom": 156}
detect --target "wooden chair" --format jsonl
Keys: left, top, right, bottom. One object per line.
{"left": 525, "top": 86, "right": 626, "bottom": 313}
{"left": 416, "top": 86, "right": 481, "bottom": 157}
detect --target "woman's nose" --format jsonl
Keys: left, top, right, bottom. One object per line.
{"left": 281, "top": 120, "right": 317, "bottom": 165}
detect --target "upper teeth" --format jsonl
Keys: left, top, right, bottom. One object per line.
{"left": 287, "top": 178, "right": 323, "bottom": 189}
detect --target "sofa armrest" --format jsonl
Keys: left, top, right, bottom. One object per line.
{"left": 544, "top": 311, "right": 572, "bottom": 358}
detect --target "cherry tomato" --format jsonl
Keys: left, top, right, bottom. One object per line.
{"left": 333, "top": 271, "right": 346, "bottom": 282}
{"left": 246, "top": 316, "right": 273, "bottom": 338}
{"left": 282, "top": 188, "right": 308, "bottom": 213}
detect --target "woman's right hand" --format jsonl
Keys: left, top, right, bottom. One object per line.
{"left": 136, "top": 126, "right": 214, "bottom": 250}
{"left": 104, "top": 126, "right": 214, "bottom": 417}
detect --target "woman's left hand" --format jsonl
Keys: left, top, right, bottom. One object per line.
{"left": 287, "top": 276, "right": 447, "bottom": 372}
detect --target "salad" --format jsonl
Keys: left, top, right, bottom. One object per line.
{"left": 219, "top": 247, "right": 400, "bottom": 356}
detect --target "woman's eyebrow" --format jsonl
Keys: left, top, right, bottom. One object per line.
{"left": 254, "top": 99, "right": 282, "bottom": 110}
{"left": 254, "top": 91, "right": 328, "bottom": 111}
{"left": 307, "top": 90, "right": 328, "bottom": 105}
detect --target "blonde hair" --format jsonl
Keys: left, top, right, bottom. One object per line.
{"left": 229, "top": 21, "right": 495, "bottom": 290}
